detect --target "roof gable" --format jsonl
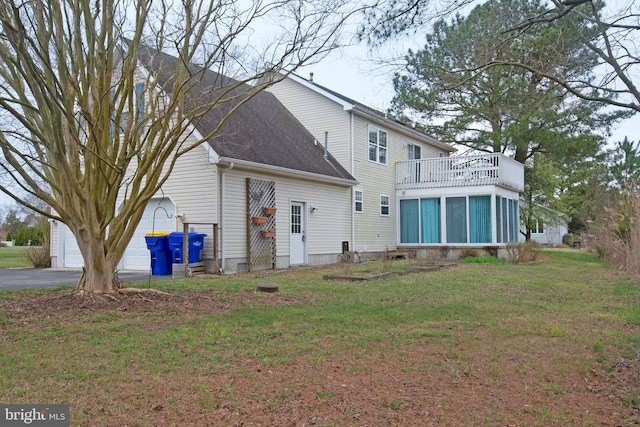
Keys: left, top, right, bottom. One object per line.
{"left": 286, "top": 73, "right": 455, "bottom": 153}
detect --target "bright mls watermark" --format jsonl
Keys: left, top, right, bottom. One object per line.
{"left": 1, "top": 405, "right": 69, "bottom": 426}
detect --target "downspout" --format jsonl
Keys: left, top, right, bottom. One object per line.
{"left": 350, "top": 111, "right": 355, "bottom": 250}
{"left": 219, "top": 162, "right": 234, "bottom": 273}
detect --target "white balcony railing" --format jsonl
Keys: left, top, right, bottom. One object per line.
{"left": 396, "top": 153, "right": 524, "bottom": 192}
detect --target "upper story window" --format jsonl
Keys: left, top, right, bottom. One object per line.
{"left": 111, "top": 83, "right": 145, "bottom": 134}
{"left": 407, "top": 143, "right": 421, "bottom": 160}
{"left": 380, "top": 194, "right": 390, "bottom": 216}
{"left": 368, "top": 125, "right": 387, "bottom": 164}
{"left": 354, "top": 190, "right": 363, "bottom": 213}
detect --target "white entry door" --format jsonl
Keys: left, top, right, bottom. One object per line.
{"left": 289, "top": 201, "right": 306, "bottom": 265}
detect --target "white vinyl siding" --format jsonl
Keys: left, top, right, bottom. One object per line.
{"left": 352, "top": 118, "right": 396, "bottom": 252}
{"left": 267, "top": 79, "right": 352, "bottom": 168}
{"left": 222, "top": 167, "right": 352, "bottom": 270}
{"left": 112, "top": 139, "right": 218, "bottom": 266}
{"left": 157, "top": 146, "right": 218, "bottom": 224}
{"left": 155, "top": 141, "right": 220, "bottom": 262}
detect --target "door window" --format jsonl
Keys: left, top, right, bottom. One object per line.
{"left": 291, "top": 204, "right": 302, "bottom": 234}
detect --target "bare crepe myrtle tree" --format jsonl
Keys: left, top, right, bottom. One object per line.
{"left": 0, "top": 0, "right": 361, "bottom": 293}
{"left": 507, "top": 0, "right": 640, "bottom": 112}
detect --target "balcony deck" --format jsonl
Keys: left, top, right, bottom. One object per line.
{"left": 396, "top": 153, "right": 524, "bottom": 192}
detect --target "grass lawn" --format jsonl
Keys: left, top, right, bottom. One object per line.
{"left": 0, "top": 246, "right": 30, "bottom": 268}
{"left": 0, "top": 249, "right": 639, "bottom": 426}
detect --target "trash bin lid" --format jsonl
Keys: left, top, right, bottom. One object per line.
{"left": 145, "top": 231, "right": 170, "bottom": 236}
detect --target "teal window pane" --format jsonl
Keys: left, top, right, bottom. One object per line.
{"left": 470, "top": 196, "right": 492, "bottom": 243}
{"left": 446, "top": 197, "right": 467, "bottom": 243}
{"left": 369, "top": 143, "right": 377, "bottom": 161}
{"left": 509, "top": 199, "right": 519, "bottom": 242}
{"left": 496, "top": 196, "right": 502, "bottom": 243}
{"left": 400, "top": 199, "right": 419, "bottom": 243}
{"left": 379, "top": 147, "right": 387, "bottom": 164}
{"left": 502, "top": 198, "right": 508, "bottom": 243}
{"left": 421, "top": 198, "right": 441, "bottom": 243}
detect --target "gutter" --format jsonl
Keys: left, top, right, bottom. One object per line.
{"left": 216, "top": 157, "right": 358, "bottom": 187}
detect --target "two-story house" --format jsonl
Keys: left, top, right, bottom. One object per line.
{"left": 268, "top": 73, "right": 525, "bottom": 259}
{"left": 51, "top": 50, "right": 524, "bottom": 274}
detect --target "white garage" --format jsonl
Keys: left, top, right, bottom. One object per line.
{"left": 58, "top": 197, "right": 176, "bottom": 271}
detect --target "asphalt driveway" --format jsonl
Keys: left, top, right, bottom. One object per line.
{"left": 0, "top": 268, "right": 171, "bottom": 291}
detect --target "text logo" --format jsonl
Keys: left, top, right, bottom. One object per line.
{"left": 1, "top": 405, "right": 69, "bottom": 426}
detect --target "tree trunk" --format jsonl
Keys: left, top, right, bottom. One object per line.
{"left": 515, "top": 146, "right": 528, "bottom": 164}
{"left": 74, "top": 228, "right": 117, "bottom": 293}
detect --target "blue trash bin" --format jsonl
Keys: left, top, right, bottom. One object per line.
{"left": 168, "top": 232, "right": 207, "bottom": 263}
{"left": 145, "top": 232, "right": 172, "bottom": 275}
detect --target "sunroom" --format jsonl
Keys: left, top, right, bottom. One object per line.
{"left": 396, "top": 153, "right": 524, "bottom": 256}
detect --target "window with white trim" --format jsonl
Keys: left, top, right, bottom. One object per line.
{"left": 380, "top": 194, "right": 390, "bottom": 216}
{"left": 354, "top": 190, "right": 363, "bottom": 213}
{"left": 407, "top": 143, "right": 421, "bottom": 160}
{"left": 533, "top": 219, "right": 544, "bottom": 234}
{"left": 368, "top": 125, "right": 387, "bottom": 164}
{"left": 111, "top": 82, "right": 145, "bottom": 134}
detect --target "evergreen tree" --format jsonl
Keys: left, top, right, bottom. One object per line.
{"left": 390, "top": 0, "right": 620, "bottom": 164}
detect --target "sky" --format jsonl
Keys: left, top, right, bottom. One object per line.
{"left": 296, "top": 41, "right": 639, "bottom": 147}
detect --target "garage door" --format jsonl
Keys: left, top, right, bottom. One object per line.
{"left": 61, "top": 198, "right": 176, "bottom": 271}
{"left": 119, "top": 198, "right": 176, "bottom": 271}
{"left": 61, "top": 223, "right": 84, "bottom": 268}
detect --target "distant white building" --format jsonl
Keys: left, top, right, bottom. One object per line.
{"left": 520, "top": 207, "right": 569, "bottom": 246}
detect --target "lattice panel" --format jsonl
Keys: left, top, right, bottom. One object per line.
{"left": 247, "top": 178, "right": 276, "bottom": 271}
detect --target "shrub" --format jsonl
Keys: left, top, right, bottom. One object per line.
{"left": 562, "top": 233, "right": 575, "bottom": 246}
{"left": 459, "top": 248, "right": 478, "bottom": 259}
{"left": 506, "top": 241, "right": 543, "bottom": 264}
{"left": 24, "top": 244, "right": 51, "bottom": 268}
{"left": 5, "top": 232, "right": 12, "bottom": 241}
{"left": 14, "top": 227, "right": 44, "bottom": 246}
{"left": 594, "top": 184, "right": 640, "bottom": 278}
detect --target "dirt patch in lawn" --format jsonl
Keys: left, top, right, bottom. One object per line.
{"left": 1, "top": 288, "right": 639, "bottom": 426}
{"left": 0, "top": 287, "right": 305, "bottom": 320}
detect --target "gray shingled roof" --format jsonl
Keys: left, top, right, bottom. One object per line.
{"left": 136, "top": 45, "right": 356, "bottom": 183}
